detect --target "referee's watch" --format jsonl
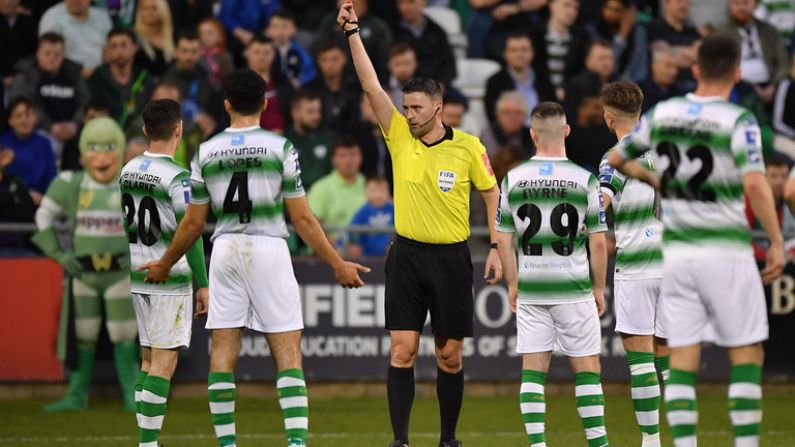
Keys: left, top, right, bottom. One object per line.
{"left": 489, "top": 242, "right": 498, "bottom": 250}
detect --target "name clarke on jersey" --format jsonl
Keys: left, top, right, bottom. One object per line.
{"left": 121, "top": 171, "right": 162, "bottom": 194}
{"left": 208, "top": 146, "right": 268, "bottom": 170}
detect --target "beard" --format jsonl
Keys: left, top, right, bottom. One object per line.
{"left": 408, "top": 118, "right": 435, "bottom": 138}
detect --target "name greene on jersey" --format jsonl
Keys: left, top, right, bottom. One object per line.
{"left": 208, "top": 146, "right": 267, "bottom": 170}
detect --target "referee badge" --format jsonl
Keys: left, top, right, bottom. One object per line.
{"left": 438, "top": 170, "right": 456, "bottom": 192}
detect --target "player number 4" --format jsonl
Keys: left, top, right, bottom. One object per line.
{"left": 223, "top": 171, "right": 253, "bottom": 224}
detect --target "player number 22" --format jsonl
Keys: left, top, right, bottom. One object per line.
{"left": 517, "top": 203, "right": 579, "bottom": 257}
{"left": 121, "top": 193, "right": 161, "bottom": 246}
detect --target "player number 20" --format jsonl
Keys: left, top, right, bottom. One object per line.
{"left": 121, "top": 193, "right": 161, "bottom": 246}
{"left": 517, "top": 203, "right": 579, "bottom": 257}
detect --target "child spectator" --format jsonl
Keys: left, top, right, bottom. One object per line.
{"left": 198, "top": 18, "right": 235, "bottom": 88}
{"left": 266, "top": 9, "right": 316, "bottom": 88}
{"left": 0, "top": 97, "right": 56, "bottom": 204}
{"left": 347, "top": 176, "right": 394, "bottom": 258}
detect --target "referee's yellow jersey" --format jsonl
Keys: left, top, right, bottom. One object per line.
{"left": 382, "top": 108, "right": 497, "bottom": 244}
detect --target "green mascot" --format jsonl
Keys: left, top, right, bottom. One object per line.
{"left": 33, "top": 117, "right": 139, "bottom": 412}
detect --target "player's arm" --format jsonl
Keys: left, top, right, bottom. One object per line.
{"left": 285, "top": 195, "right": 370, "bottom": 287}
{"left": 607, "top": 113, "right": 659, "bottom": 189}
{"left": 586, "top": 175, "right": 609, "bottom": 316}
{"left": 169, "top": 174, "right": 210, "bottom": 315}
{"left": 338, "top": 0, "right": 394, "bottom": 133}
{"left": 495, "top": 177, "right": 518, "bottom": 311}
{"left": 139, "top": 202, "right": 209, "bottom": 284}
{"left": 785, "top": 175, "right": 795, "bottom": 217}
{"left": 607, "top": 151, "right": 659, "bottom": 189}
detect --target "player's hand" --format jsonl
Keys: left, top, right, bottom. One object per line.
{"left": 137, "top": 259, "right": 171, "bottom": 284}
{"left": 334, "top": 261, "right": 371, "bottom": 288}
{"left": 762, "top": 242, "right": 786, "bottom": 284}
{"left": 484, "top": 248, "right": 502, "bottom": 285}
{"left": 194, "top": 287, "right": 209, "bottom": 317}
{"left": 508, "top": 284, "right": 518, "bottom": 313}
{"left": 337, "top": 0, "right": 358, "bottom": 30}
{"left": 594, "top": 290, "right": 606, "bottom": 317}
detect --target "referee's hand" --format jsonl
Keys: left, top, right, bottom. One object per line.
{"left": 334, "top": 261, "right": 371, "bottom": 288}
{"left": 337, "top": 0, "right": 358, "bottom": 30}
{"left": 484, "top": 249, "right": 503, "bottom": 285}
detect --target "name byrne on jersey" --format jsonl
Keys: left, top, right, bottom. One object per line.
{"left": 121, "top": 171, "right": 163, "bottom": 194}
{"left": 517, "top": 179, "right": 580, "bottom": 200}
{"left": 208, "top": 146, "right": 268, "bottom": 170}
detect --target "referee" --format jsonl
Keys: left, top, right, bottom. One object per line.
{"left": 338, "top": 2, "right": 503, "bottom": 447}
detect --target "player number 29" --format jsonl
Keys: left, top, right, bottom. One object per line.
{"left": 517, "top": 203, "right": 579, "bottom": 257}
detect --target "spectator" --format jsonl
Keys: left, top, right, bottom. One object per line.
{"left": 308, "top": 136, "right": 367, "bottom": 243}
{"left": 530, "top": 0, "right": 588, "bottom": 101}
{"left": 60, "top": 96, "right": 111, "bottom": 170}
{"left": 731, "top": 79, "right": 776, "bottom": 153}
{"left": 198, "top": 18, "right": 235, "bottom": 89}
{"left": 0, "top": 148, "right": 37, "bottom": 251}
{"left": 0, "top": 97, "right": 57, "bottom": 203}
{"left": 88, "top": 27, "right": 154, "bottom": 131}
{"left": 773, "top": 56, "right": 795, "bottom": 138}
{"left": 755, "top": 0, "right": 795, "bottom": 51}
{"left": 353, "top": 94, "right": 392, "bottom": 182}
{"left": 718, "top": 0, "right": 789, "bottom": 104}
{"left": 266, "top": 9, "right": 317, "bottom": 88}
{"left": 9, "top": 33, "right": 88, "bottom": 156}
{"left": 39, "top": 0, "right": 113, "bottom": 77}
{"left": 163, "top": 31, "right": 224, "bottom": 130}
{"left": 480, "top": 91, "right": 533, "bottom": 159}
{"left": 167, "top": 0, "right": 214, "bottom": 34}
{"left": 638, "top": 48, "right": 684, "bottom": 113}
{"left": 586, "top": 0, "right": 649, "bottom": 82}
{"left": 133, "top": 0, "right": 175, "bottom": 77}
{"left": 565, "top": 95, "right": 615, "bottom": 173}
{"left": 347, "top": 176, "right": 395, "bottom": 258}
{"left": 393, "top": 0, "right": 457, "bottom": 86}
{"left": 99, "top": 0, "right": 136, "bottom": 27}
{"left": 124, "top": 135, "right": 148, "bottom": 163}
{"left": 0, "top": 0, "right": 37, "bottom": 86}
{"left": 442, "top": 87, "right": 469, "bottom": 128}
{"left": 483, "top": 0, "right": 545, "bottom": 62}
{"left": 305, "top": 40, "right": 362, "bottom": 132}
{"left": 387, "top": 43, "right": 418, "bottom": 108}
{"left": 244, "top": 35, "right": 293, "bottom": 133}
{"left": 284, "top": 90, "right": 334, "bottom": 190}
{"left": 747, "top": 153, "right": 789, "bottom": 261}
{"left": 564, "top": 39, "right": 617, "bottom": 121}
{"left": 647, "top": 0, "right": 703, "bottom": 92}
{"left": 317, "top": 0, "right": 392, "bottom": 82}
{"left": 485, "top": 32, "right": 556, "bottom": 124}
{"left": 219, "top": 0, "right": 280, "bottom": 58}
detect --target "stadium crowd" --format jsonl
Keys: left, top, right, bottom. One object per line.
{"left": 1, "top": 0, "right": 795, "bottom": 256}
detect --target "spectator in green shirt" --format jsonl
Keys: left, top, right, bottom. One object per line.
{"left": 284, "top": 89, "right": 334, "bottom": 191}
{"left": 308, "top": 136, "right": 366, "bottom": 245}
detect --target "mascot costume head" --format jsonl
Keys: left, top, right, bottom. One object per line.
{"left": 80, "top": 117, "right": 126, "bottom": 184}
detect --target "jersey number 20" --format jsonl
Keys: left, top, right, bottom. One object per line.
{"left": 122, "top": 193, "right": 161, "bottom": 246}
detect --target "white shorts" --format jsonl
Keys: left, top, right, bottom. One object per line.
{"left": 662, "top": 256, "right": 768, "bottom": 348}
{"left": 132, "top": 292, "right": 193, "bottom": 349}
{"left": 207, "top": 234, "right": 303, "bottom": 333}
{"left": 614, "top": 278, "right": 667, "bottom": 338}
{"left": 516, "top": 299, "right": 601, "bottom": 357}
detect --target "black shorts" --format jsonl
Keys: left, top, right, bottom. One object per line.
{"left": 384, "top": 235, "right": 474, "bottom": 338}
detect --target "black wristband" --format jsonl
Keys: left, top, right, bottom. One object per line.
{"left": 345, "top": 27, "right": 360, "bottom": 37}
{"left": 489, "top": 242, "right": 498, "bottom": 250}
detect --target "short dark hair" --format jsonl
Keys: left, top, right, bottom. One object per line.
{"left": 366, "top": 175, "right": 390, "bottom": 185}
{"left": 142, "top": 99, "right": 182, "bottom": 141}
{"left": 443, "top": 87, "right": 469, "bottom": 110}
{"left": 7, "top": 96, "right": 33, "bottom": 118}
{"left": 86, "top": 96, "right": 111, "bottom": 114}
{"left": 530, "top": 101, "right": 566, "bottom": 121}
{"left": 270, "top": 8, "right": 296, "bottom": 23}
{"left": 504, "top": 31, "right": 532, "bottom": 47}
{"left": 333, "top": 135, "right": 361, "bottom": 155}
{"left": 389, "top": 42, "right": 415, "bottom": 60}
{"left": 247, "top": 34, "right": 274, "bottom": 48}
{"left": 765, "top": 152, "right": 791, "bottom": 169}
{"left": 316, "top": 39, "right": 345, "bottom": 56}
{"left": 291, "top": 89, "right": 322, "bottom": 109}
{"left": 107, "top": 27, "right": 136, "bottom": 43}
{"left": 601, "top": 81, "right": 644, "bottom": 115}
{"left": 698, "top": 34, "right": 740, "bottom": 81}
{"left": 39, "top": 32, "right": 64, "bottom": 46}
{"left": 176, "top": 30, "right": 200, "bottom": 45}
{"left": 402, "top": 77, "right": 445, "bottom": 101}
{"left": 586, "top": 37, "right": 613, "bottom": 57}
{"left": 224, "top": 69, "right": 266, "bottom": 115}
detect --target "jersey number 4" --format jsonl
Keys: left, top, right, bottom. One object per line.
{"left": 223, "top": 171, "right": 253, "bottom": 224}
{"left": 122, "top": 193, "right": 161, "bottom": 246}
{"left": 518, "top": 203, "right": 579, "bottom": 257}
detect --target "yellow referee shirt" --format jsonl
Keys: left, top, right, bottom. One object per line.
{"left": 382, "top": 108, "right": 497, "bottom": 244}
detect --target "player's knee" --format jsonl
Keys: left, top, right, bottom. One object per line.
{"left": 391, "top": 345, "right": 418, "bottom": 367}
{"left": 436, "top": 349, "right": 462, "bottom": 373}
{"left": 107, "top": 320, "right": 138, "bottom": 343}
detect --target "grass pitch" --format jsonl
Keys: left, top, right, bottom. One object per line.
{"left": 2, "top": 387, "right": 794, "bottom": 446}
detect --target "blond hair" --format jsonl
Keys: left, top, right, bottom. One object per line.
{"left": 134, "top": 0, "right": 175, "bottom": 62}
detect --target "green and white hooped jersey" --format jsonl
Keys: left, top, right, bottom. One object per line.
{"left": 497, "top": 157, "right": 608, "bottom": 305}
{"left": 120, "top": 152, "right": 193, "bottom": 294}
{"left": 190, "top": 126, "right": 305, "bottom": 241}
{"left": 599, "top": 146, "right": 663, "bottom": 280}
{"left": 616, "top": 94, "right": 765, "bottom": 260}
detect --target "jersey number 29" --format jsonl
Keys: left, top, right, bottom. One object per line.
{"left": 518, "top": 203, "right": 579, "bottom": 257}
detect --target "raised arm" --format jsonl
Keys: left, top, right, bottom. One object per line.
{"left": 338, "top": 0, "right": 395, "bottom": 133}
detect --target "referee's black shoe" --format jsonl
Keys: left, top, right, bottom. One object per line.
{"left": 439, "top": 440, "right": 462, "bottom": 447}
{"left": 389, "top": 441, "right": 408, "bottom": 447}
